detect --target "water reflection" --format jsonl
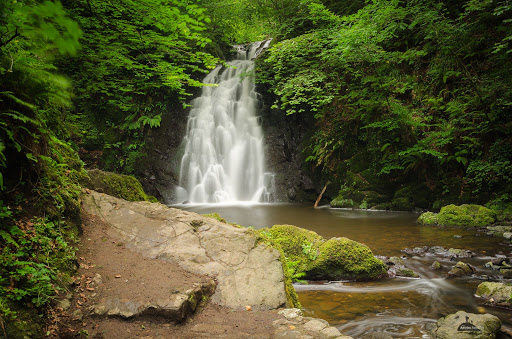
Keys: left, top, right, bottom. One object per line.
{"left": 176, "top": 203, "right": 504, "bottom": 256}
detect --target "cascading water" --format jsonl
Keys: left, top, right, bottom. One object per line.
{"left": 175, "top": 40, "right": 273, "bottom": 204}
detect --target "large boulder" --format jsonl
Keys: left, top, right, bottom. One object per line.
{"left": 82, "top": 191, "right": 295, "bottom": 310}
{"left": 85, "top": 169, "right": 157, "bottom": 202}
{"left": 259, "top": 225, "right": 386, "bottom": 281}
{"left": 417, "top": 204, "right": 497, "bottom": 227}
{"left": 430, "top": 311, "right": 501, "bottom": 339}
{"left": 476, "top": 282, "right": 512, "bottom": 308}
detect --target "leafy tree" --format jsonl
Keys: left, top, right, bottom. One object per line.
{"left": 257, "top": 0, "right": 512, "bottom": 207}
{"left": 60, "top": 0, "right": 220, "bottom": 173}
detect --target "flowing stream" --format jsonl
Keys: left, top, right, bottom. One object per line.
{"left": 176, "top": 204, "right": 512, "bottom": 337}
{"left": 175, "top": 41, "right": 272, "bottom": 203}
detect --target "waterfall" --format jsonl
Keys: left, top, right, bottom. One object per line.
{"left": 175, "top": 40, "right": 273, "bottom": 204}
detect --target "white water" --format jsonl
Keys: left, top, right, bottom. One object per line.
{"left": 175, "top": 40, "right": 272, "bottom": 204}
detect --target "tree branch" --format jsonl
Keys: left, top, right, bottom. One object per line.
{"left": 0, "top": 27, "right": 19, "bottom": 49}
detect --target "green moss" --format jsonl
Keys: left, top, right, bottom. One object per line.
{"left": 396, "top": 268, "right": 419, "bottom": 278}
{"left": 258, "top": 225, "right": 385, "bottom": 282}
{"left": 330, "top": 196, "right": 355, "bottom": 208}
{"left": 252, "top": 228, "right": 301, "bottom": 308}
{"left": 437, "top": 204, "right": 497, "bottom": 227}
{"left": 417, "top": 211, "right": 438, "bottom": 226}
{"left": 418, "top": 204, "right": 497, "bottom": 227}
{"left": 203, "top": 213, "right": 227, "bottom": 223}
{"left": 85, "top": 169, "right": 156, "bottom": 202}
{"left": 1, "top": 300, "right": 43, "bottom": 339}
{"left": 307, "top": 237, "right": 387, "bottom": 280}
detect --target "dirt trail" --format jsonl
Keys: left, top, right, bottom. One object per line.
{"left": 56, "top": 211, "right": 279, "bottom": 338}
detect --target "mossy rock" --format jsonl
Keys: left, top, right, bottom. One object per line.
{"left": 307, "top": 237, "right": 387, "bottom": 280}
{"left": 437, "top": 204, "right": 497, "bottom": 227}
{"left": 418, "top": 204, "right": 497, "bottom": 227}
{"left": 261, "top": 224, "right": 323, "bottom": 273}
{"left": 85, "top": 169, "right": 157, "bottom": 202}
{"left": 253, "top": 227, "right": 302, "bottom": 308}
{"left": 417, "top": 212, "right": 438, "bottom": 226}
{"left": 390, "top": 187, "right": 414, "bottom": 211}
{"left": 476, "top": 282, "right": 512, "bottom": 308}
{"left": 330, "top": 196, "right": 355, "bottom": 208}
{"left": 259, "top": 225, "right": 386, "bottom": 281}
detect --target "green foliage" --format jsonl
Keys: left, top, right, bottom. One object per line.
{"left": 62, "top": 0, "right": 220, "bottom": 174}
{"left": 0, "top": 205, "right": 77, "bottom": 337}
{"left": 257, "top": 0, "right": 512, "bottom": 207}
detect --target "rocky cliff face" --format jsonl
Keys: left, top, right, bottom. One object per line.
{"left": 257, "top": 86, "right": 321, "bottom": 202}
{"left": 136, "top": 96, "right": 191, "bottom": 204}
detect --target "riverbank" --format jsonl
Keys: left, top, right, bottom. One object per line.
{"left": 54, "top": 191, "right": 351, "bottom": 338}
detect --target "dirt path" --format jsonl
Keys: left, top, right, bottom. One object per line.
{"left": 55, "top": 211, "right": 280, "bottom": 338}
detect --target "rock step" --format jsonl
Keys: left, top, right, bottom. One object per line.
{"left": 93, "top": 280, "right": 216, "bottom": 322}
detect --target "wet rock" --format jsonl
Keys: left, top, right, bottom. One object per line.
{"left": 476, "top": 282, "right": 512, "bottom": 308}
{"left": 430, "top": 261, "right": 442, "bottom": 270}
{"left": 402, "top": 246, "right": 475, "bottom": 260}
{"left": 430, "top": 310, "right": 501, "bottom": 339}
{"left": 500, "top": 268, "right": 512, "bottom": 279}
{"left": 402, "top": 246, "right": 428, "bottom": 255}
{"left": 447, "top": 248, "right": 475, "bottom": 258}
{"left": 447, "top": 261, "right": 476, "bottom": 277}
{"left": 384, "top": 257, "right": 419, "bottom": 277}
{"left": 83, "top": 191, "right": 291, "bottom": 309}
{"left": 486, "top": 226, "right": 512, "bottom": 238}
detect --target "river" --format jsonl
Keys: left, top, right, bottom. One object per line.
{"left": 176, "top": 203, "right": 512, "bottom": 337}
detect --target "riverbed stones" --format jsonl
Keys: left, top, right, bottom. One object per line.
{"left": 430, "top": 261, "right": 442, "bottom": 270}
{"left": 402, "top": 246, "right": 475, "bottom": 260}
{"left": 384, "top": 256, "right": 419, "bottom": 278}
{"left": 273, "top": 310, "right": 352, "bottom": 338}
{"left": 430, "top": 310, "right": 501, "bottom": 339}
{"left": 476, "top": 282, "right": 512, "bottom": 308}
{"left": 82, "top": 191, "right": 290, "bottom": 309}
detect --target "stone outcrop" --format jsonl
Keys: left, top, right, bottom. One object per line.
{"left": 428, "top": 310, "right": 501, "bottom": 339}
{"left": 476, "top": 282, "right": 512, "bottom": 308}
{"left": 93, "top": 280, "right": 215, "bottom": 321}
{"left": 82, "top": 190, "right": 292, "bottom": 309}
